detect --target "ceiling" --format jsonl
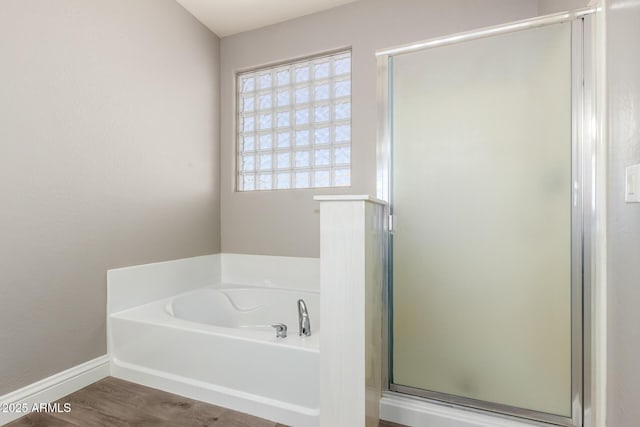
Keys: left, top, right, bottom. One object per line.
{"left": 175, "top": 0, "right": 360, "bottom": 37}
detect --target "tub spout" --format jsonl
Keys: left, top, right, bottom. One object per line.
{"left": 297, "top": 299, "right": 311, "bottom": 336}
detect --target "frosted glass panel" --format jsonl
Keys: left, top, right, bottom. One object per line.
{"left": 391, "top": 22, "right": 572, "bottom": 416}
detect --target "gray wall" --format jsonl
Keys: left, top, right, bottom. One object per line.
{"left": 220, "top": 0, "right": 539, "bottom": 257}
{"left": 0, "top": 0, "right": 220, "bottom": 395}
{"left": 606, "top": 0, "right": 640, "bottom": 425}
{"left": 537, "top": 0, "right": 590, "bottom": 15}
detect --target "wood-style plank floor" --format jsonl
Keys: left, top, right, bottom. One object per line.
{"left": 6, "top": 377, "right": 407, "bottom": 427}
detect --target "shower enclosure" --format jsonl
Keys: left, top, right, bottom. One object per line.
{"left": 377, "top": 10, "right": 594, "bottom": 427}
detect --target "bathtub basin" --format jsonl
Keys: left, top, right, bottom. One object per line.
{"left": 168, "top": 287, "right": 320, "bottom": 334}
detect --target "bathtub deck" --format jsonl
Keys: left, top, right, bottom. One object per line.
{"left": 5, "top": 377, "right": 406, "bottom": 427}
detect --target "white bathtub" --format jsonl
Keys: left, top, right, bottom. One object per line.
{"left": 109, "top": 285, "right": 320, "bottom": 427}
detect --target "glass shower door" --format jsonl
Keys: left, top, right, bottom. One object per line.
{"left": 390, "top": 21, "right": 577, "bottom": 422}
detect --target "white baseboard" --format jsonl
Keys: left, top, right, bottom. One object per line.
{"left": 380, "top": 392, "right": 539, "bottom": 427}
{"left": 0, "top": 355, "right": 109, "bottom": 426}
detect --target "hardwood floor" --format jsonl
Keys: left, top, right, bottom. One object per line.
{"left": 5, "top": 377, "right": 408, "bottom": 427}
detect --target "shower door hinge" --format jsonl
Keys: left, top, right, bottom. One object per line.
{"left": 389, "top": 215, "right": 394, "bottom": 232}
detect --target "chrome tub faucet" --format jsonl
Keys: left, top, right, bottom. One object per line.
{"left": 297, "top": 299, "right": 311, "bottom": 336}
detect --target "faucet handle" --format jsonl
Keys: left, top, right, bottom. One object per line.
{"left": 271, "top": 323, "right": 287, "bottom": 338}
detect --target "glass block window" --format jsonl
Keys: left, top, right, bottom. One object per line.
{"left": 237, "top": 50, "right": 351, "bottom": 191}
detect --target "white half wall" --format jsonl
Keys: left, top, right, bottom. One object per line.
{"left": 317, "top": 195, "right": 386, "bottom": 427}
